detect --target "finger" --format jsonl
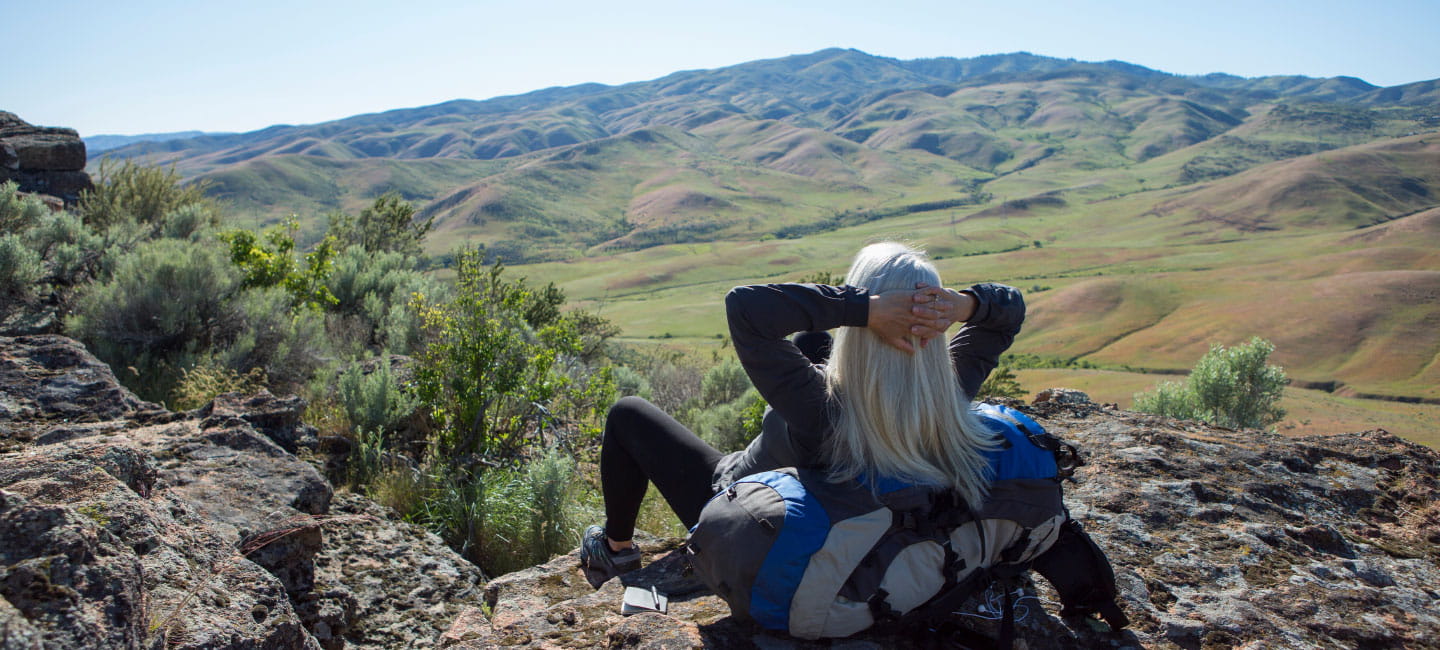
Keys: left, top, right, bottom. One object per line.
{"left": 911, "top": 325, "right": 942, "bottom": 340}
{"left": 912, "top": 287, "right": 944, "bottom": 303}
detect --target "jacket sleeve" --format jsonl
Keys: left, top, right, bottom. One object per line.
{"left": 949, "top": 283, "right": 1026, "bottom": 399}
{"left": 725, "top": 283, "right": 868, "bottom": 438}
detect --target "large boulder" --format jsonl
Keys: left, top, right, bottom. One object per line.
{"left": 0, "top": 112, "right": 93, "bottom": 203}
{"left": 0, "top": 112, "right": 86, "bottom": 171}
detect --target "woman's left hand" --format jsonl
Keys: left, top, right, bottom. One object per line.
{"left": 868, "top": 284, "right": 970, "bottom": 353}
{"left": 913, "top": 284, "right": 976, "bottom": 338}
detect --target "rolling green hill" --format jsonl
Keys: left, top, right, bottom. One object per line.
{"left": 96, "top": 48, "right": 1440, "bottom": 420}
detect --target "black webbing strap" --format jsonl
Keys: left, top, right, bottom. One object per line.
{"left": 894, "top": 568, "right": 992, "bottom": 629}
{"left": 868, "top": 587, "right": 902, "bottom": 624}
{"left": 998, "top": 584, "right": 1016, "bottom": 650}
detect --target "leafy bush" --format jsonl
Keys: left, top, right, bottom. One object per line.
{"left": 22, "top": 208, "right": 105, "bottom": 286}
{"left": 624, "top": 351, "right": 704, "bottom": 414}
{"left": 405, "top": 449, "right": 580, "bottom": 576}
{"left": 67, "top": 239, "right": 245, "bottom": 399}
{"left": 216, "top": 287, "right": 328, "bottom": 391}
{"left": 0, "top": 180, "right": 48, "bottom": 233}
{"left": 1133, "top": 337, "right": 1288, "bottom": 429}
{"left": 0, "top": 182, "right": 106, "bottom": 308}
{"left": 411, "top": 252, "right": 615, "bottom": 459}
{"left": 325, "top": 244, "right": 443, "bottom": 354}
{"left": 611, "top": 365, "right": 652, "bottom": 399}
{"left": 0, "top": 235, "right": 42, "bottom": 302}
{"left": 220, "top": 220, "right": 338, "bottom": 310}
{"left": 523, "top": 449, "right": 576, "bottom": 567}
{"left": 694, "top": 388, "right": 766, "bottom": 452}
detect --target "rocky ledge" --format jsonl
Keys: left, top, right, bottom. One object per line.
{"left": 0, "top": 112, "right": 93, "bottom": 204}
{"left": 1, "top": 335, "right": 483, "bottom": 649}
{"left": 3, "top": 337, "right": 1439, "bottom": 649}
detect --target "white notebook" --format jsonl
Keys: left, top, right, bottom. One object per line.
{"left": 621, "top": 586, "right": 669, "bottom": 616}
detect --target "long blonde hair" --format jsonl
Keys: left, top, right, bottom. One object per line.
{"left": 823, "top": 242, "right": 997, "bottom": 505}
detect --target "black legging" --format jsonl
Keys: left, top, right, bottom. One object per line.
{"left": 601, "top": 396, "right": 724, "bottom": 542}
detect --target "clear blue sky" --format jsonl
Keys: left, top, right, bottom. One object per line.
{"left": 5, "top": 0, "right": 1438, "bottom": 136}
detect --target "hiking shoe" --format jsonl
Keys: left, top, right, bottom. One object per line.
{"left": 579, "top": 525, "right": 641, "bottom": 588}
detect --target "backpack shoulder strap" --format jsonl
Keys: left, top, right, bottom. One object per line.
{"left": 976, "top": 402, "right": 1083, "bottom": 479}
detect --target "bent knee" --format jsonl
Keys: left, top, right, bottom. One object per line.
{"left": 606, "top": 395, "right": 656, "bottom": 431}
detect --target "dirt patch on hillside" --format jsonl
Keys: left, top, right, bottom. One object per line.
{"left": 628, "top": 187, "right": 735, "bottom": 225}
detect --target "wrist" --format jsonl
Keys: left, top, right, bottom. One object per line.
{"left": 954, "top": 289, "right": 978, "bottom": 322}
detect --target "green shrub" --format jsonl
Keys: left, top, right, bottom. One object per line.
{"left": 632, "top": 354, "right": 704, "bottom": 414}
{"left": 977, "top": 364, "right": 1027, "bottom": 400}
{"left": 23, "top": 209, "right": 104, "bottom": 285}
{"left": 699, "top": 358, "right": 752, "bottom": 407}
{"left": 67, "top": 239, "right": 245, "bottom": 399}
{"left": 1133, "top": 380, "right": 1197, "bottom": 420}
{"left": 0, "top": 181, "right": 47, "bottom": 233}
{"left": 325, "top": 244, "right": 443, "bottom": 354}
{"left": 67, "top": 239, "right": 327, "bottom": 401}
{"left": 220, "top": 220, "right": 338, "bottom": 310}
{"left": 337, "top": 360, "right": 419, "bottom": 435}
{"left": 1133, "top": 337, "right": 1288, "bottom": 429}
{"left": 694, "top": 388, "right": 766, "bottom": 452}
{"left": 0, "top": 235, "right": 42, "bottom": 302}
{"left": 328, "top": 192, "right": 435, "bottom": 257}
{"left": 406, "top": 449, "right": 580, "bottom": 576}
{"left": 79, "top": 160, "right": 215, "bottom": 231}
{"left": 612, "top": 365, "right": 652, "bottom": 399}
{"left": 346, "top": 427, "right": 393, "bottom": 489}
{"left": 0, "top": 182, "right": 107, "bottom": 306}
{"left": 523, "top": 449, "right": 576, "bottom": 567}
{"left": 217, "top": 287, "right": 328, "bottom": 391}
{"left": 158, "top": 202, "right": 214, "bottom": 241}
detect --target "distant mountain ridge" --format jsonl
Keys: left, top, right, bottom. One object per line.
{"left": 101, "top": 49, "right": 1415, "bottom": 166}
{"left": 96, "top": 48, "right": 1438, "bottom": 248}
{"left": 84, "top": 130, "right": 231, "bottom": 153}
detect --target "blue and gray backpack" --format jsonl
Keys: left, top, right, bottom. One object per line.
{"left": 685, "top": 403, "right": 1128, "bottom": 641}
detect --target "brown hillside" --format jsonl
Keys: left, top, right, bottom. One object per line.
{"left": 1152, "top": 135, "right": 1440, "bottom": 231}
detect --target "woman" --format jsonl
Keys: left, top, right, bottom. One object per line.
{"left": 580, "top": 242, "right": 1026, "bottom": 588}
